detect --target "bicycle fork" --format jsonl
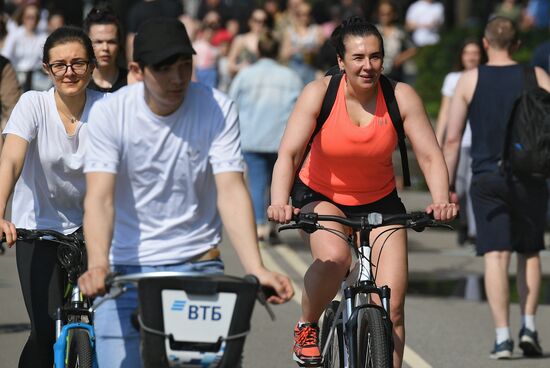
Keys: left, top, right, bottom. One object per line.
{"left": 342, "top": 245, "right": 392, "bottom": 368}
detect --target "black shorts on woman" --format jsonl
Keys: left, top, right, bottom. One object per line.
{"left": 291, "top": 177, "right": 406, "bottom": 218}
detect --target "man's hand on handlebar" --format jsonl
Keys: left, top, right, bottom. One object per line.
{"left": 78, "top": 265, "right": 110, "bottom": 298}
{"left": 1, "top": 219, "right": 17, "bottom": 247}
{"left": 252, "top": 267, "right": 294, "bottom": 304}
{"left": 267, "top": 204, "right": 300, "bottom": 224}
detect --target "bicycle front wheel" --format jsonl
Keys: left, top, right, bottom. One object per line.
{"left": 358, "top": 307, "right": 393, "bottom": 368}
{"left": 321, "top": 300, "right": 344, "bottom": 367}
{"left": 66, "top": 328, "right": 93, "bottom": 368}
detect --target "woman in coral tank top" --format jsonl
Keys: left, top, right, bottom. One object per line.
{"left": 269, "top": 16, "right": 458, "bottom": 368}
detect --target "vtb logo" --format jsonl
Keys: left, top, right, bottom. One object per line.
{"left": 170, "top": 300, "right": 222, "bottom": 321}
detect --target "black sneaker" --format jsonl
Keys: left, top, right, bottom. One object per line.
{"left": 490, "top": 339, "right": 513, "bottom": 359}
{"left": 519, "top": 327, "right": 543, "bottom": 357}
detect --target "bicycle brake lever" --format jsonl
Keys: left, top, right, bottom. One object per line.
{"left": 244, "top": 274, "right": 276, "bottom": 321}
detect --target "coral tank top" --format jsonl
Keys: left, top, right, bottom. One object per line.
{"left": 299, "top": 75, "right": 397, "bottom": 205}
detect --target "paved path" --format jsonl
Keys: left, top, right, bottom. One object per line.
{"left": 1, "top": 190, "right": 550, "bottom": 367}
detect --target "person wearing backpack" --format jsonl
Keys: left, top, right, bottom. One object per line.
{"left": 269, "top": 16, "right": 457, "bottom": 367}
{"left": 443, "top": 16, "right": 550, "bottom": 359}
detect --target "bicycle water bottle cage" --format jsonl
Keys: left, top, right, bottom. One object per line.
{"left": 299, "top": 213, "right": 319, "bottom": 233}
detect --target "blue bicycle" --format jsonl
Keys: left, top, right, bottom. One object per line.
{"left": 5, "top": 228, "right": 97, "bottom": 368}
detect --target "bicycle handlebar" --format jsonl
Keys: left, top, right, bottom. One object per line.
{"left": 278, "top": 211, "right": 452, "bottom": 234}
{"left": 100, "top": 271, "right": 278, "bottom": 320}
{"left": 1, "top": 228, "right": 78, "bottom": 243}
{"left": 2, "top": 228, "right": 86, "bottom": 283}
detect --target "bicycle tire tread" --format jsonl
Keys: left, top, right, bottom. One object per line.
{"left": 358, "top": 307, "right": 392, "bottom": 368}
{"left": 66, "top": 328, "right": 93, "bottom": 368}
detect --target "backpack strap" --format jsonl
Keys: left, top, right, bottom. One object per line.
{"left": 295, "top": 73, "right": 343, "bottom": 178}
{"left": 523, "top": 66, "right": 538, "bottom": 91}
{"left": 313, "top": 73, "right": 342, "bottom": 137}
{"left": 379, "top": 74, "right": 411, "bottom": 187}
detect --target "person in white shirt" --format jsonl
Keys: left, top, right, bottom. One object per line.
{"left": 0, "top": 26, "right": 103, "bottom": 368}
{"left": 77, "top": 18, "right": 294, "bottom": 367}
{"left": 435, "top": 39, "right": 484, "bottom": 246}
{"left": 1, "top": 2, "right": 49, "bottom": 91}
{"left": 405, "top": 0, "right": 444, "bottom": 47}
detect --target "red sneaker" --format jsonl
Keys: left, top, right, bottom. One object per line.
{"left": 293, "top": 322, "right": 322, "bottom": 367}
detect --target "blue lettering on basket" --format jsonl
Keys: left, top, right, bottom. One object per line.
{"left": 171, "top": 300, "right": 187, "bottom": 311}
{"left": 188, "top": 305, "right": 222, "bottom": 321}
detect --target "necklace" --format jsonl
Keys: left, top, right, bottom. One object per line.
{"left": 59, "top": 109, "right": 80, "bottom": 124}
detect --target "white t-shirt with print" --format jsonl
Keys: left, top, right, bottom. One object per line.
{"left": 3, "top": 88, "right": 105, "bottom": 234}
{"left": 84, "top": 82, "right": 245, "bottom": 266}
{"left": 441, "top": 71, "right": 471, "bottom": 147}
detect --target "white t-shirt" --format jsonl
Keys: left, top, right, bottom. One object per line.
{"left": 84, "top": 82, "right": 245, "bottom": 266}
{"left": 405, "top": 1, "right": 444, "bottom": 47}
{"left": 441, "top": 71, "right": 471, "bottom": 147}
{"left": 1, "top": 26, "right": 48, "bottom": 72}
{"left": 3, "top": 88, "right": 105, "bottom": 234}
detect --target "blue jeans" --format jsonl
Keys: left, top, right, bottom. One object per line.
{"left": 94, "top": 259, "right": 224, "bottom": 368}
{"left": 243, "top": 152, "right": 278, "bottom": 225}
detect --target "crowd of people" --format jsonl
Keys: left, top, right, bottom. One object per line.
{"left": 0, "top": 0, "right": 549, "bottom": 367}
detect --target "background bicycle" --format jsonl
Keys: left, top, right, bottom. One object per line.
{"left": 2, "top": 228, "right": 96, "bottom": 368}
{"left": 280, "top": 212, "right": 450, "bottom": 368}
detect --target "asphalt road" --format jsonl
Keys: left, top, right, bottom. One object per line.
{"left": 1, "top": 190, "right": 550, "bottom": 367}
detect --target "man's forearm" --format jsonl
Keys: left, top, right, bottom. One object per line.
{"left": 83, "top": 199, "right": 114, "bottom": 270}
{"left": 217, "top": 173, "right": 264, "bottom": 274}
{"left": 443, "top": 140, "right": 461, "bottom": 186}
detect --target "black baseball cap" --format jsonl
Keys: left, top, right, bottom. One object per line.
{"left": 133, "top": 18, "right": 196, "bottom": 65}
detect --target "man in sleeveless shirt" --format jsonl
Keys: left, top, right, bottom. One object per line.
{"left": 443, "top": 16, "right": 550, "bottom": 359}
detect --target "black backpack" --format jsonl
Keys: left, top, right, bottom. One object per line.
{"left": 296, "top": 71, "right": 411, "bottom": 187}
{"left": 501, "top": 67, "right": 550, "bottom": 178}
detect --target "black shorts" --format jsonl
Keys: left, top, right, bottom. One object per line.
{"left": 291, "top": 178, "right": 406, "bottom": 217}
{"left": 470, "top": 172, "right": 548, "bottom": 255}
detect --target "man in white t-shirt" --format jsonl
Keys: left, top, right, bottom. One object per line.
{"left": 77, "top": 18, "right": 294, "bottom": 367}
{"left": 405, "top": 0, "right": 444, "bottom": 47}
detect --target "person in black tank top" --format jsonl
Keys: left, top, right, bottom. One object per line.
{"left": 443, "top": 16, "right": 550, "bottom": 359}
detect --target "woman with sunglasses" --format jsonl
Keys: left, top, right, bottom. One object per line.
{"left": 0, "top": 26, "right": 103, "bottom": 368}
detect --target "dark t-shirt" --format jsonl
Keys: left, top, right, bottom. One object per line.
{"left": 87, "top": 68, "right": 128, "bottom": 93}
{"left": 127, "top": 0, "right": 184, "bottom": 33}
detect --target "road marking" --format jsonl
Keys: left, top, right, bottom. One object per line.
{"left": 268, "top": 242, "right": 433, "bottom": 368}
{"left": 403, "top": 346, "right": 432, "bottom": 368}
{"left": 260, "top": 246, "right": 302, "bottom": 305}
{"left": 273, "top": 243, "right": 309, "bottom": 276}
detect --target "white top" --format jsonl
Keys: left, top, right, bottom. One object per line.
{"left": 441, "top": 71, "right": 471, "bottom": 147}
{"left": 84, "top": 82, "right": 245, "bottom": 266}
{"left": 405, "top": 0, "right": 444, "bottom": 47}
{"left": 3, "top": 88, "right": 105, "bottom": 234}
{"left": 1, "top": 26, "right": 48, "bottom": 72}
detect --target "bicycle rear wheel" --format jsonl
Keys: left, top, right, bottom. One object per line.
{"left": 321, "top": 300, "right": 344, "bottom": 367}
{"left": 66, "top": 328, "right": 93, "bottom": 368}
{"left": 358, "top": 307, "right": 392, "bottom": 368}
